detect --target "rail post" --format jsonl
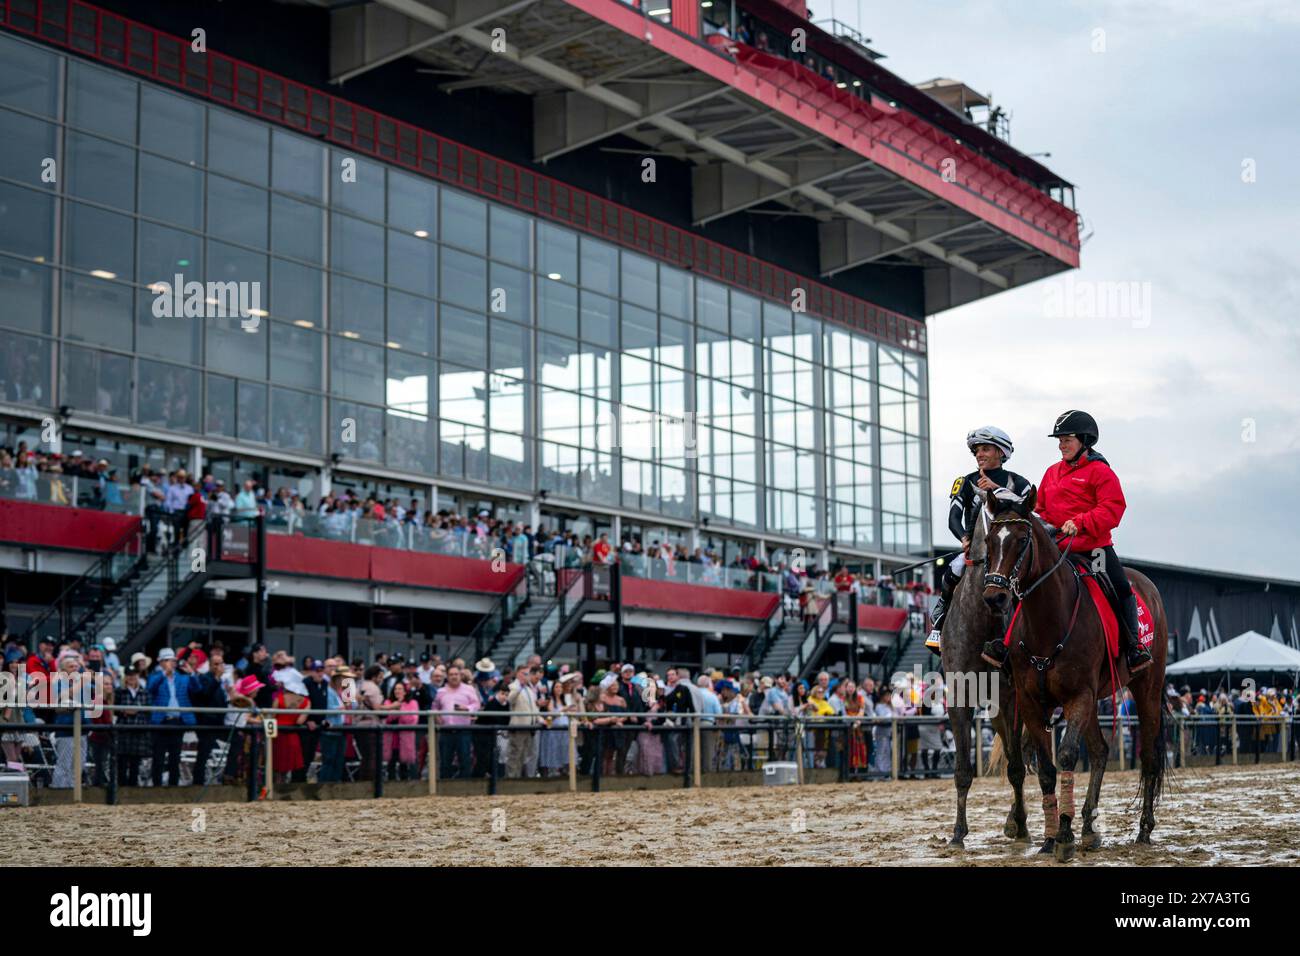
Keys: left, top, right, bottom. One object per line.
{"left": 568, "top": 718, "right": 578, "bottom": 792}
{"left": 1179, "top": 716, "right": 1188, "bottom": 768}
{"left": 974, "top": 715, "right": 984, "bottom": 777}
{"left": 1282, "top": 716, "right": 1289, "bottom": 763}
{"left": 794, "top": 717, "right": 804, "bottom": 785}
{"left": 1231, "top": 713, "right": 1239, "bottom": 766}
{"left": 73, "top": 707, "right": 83, "bottom": 804}
{"left": 427, "top": 713, "right": 437, "bottom": 796}
{"left": 692, "top": 713, "right": 702, "bottom": 788}
{"left": 891, "top": 717, "right": 899, "bottom": 781}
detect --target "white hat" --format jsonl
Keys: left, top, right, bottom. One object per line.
{"left": 102, "top": 638, "right": 117, "bottom": 651}
{"left": 157, "top": 648, "right": 176, "bottom": 661}
{"left": 599, "top": 674, "right": 618, "bottom": 690}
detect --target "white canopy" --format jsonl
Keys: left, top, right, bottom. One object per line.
{"left": 1166, "top": 630, "right": 1300, "bottom": 676}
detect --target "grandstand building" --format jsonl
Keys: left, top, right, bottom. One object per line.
{"left": 0, "top": 0, "right": 1080, "bottom": 677}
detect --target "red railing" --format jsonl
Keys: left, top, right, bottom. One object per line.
{"left": 0, "top": 0, "right": 926, "bottom": 354}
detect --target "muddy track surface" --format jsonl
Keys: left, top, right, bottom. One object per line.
{"left": 4, "top": 764, "right": 1296, "bottom": 866}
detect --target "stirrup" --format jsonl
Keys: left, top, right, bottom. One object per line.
{"left": 980, "top": 640, "right": 1009, "bottom": 667}
{"left": 924, "top": 629, "right": 942, "bottom": 652}
{"left": 1127, "top": 647, "right": 1153, "bottom": 675}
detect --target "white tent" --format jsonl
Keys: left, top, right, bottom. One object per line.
{"left": 1167, "top": 630, "right": 1300, "bottom": 680}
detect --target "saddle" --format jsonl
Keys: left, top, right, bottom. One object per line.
{"left": 1065, "top": 555, "right": 1154, "bottom": 659}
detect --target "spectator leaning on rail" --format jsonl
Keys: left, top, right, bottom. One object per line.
{"left": 434, "top": 664, "right": 480, "bottom": 779}
{"left": 147, "top": 648, "right": 198, "bottom": 787}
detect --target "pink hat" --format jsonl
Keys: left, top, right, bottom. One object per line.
{"left": 56, "top": 648, "right": 81, "bottom": 665}
{"left": 235, "top": 675, "right": 266, "bottom": 698}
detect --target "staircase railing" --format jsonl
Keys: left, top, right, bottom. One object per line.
{"left": 789, "top": 595, "right": 836, "bottom": 679}
{"left": 91, "top": 520, "right": 207, "bottom": 648}
{"left": 19, "top": 516, "right": 145, "bottom": 646}
{"left": 448, "top": 564, "right": 529, "bottom": 665}
{"left": 509, "top": 567, "right": 589, "bottom": 668}
{"left": 742, "top": 599, "right": 785, "bottom": 673}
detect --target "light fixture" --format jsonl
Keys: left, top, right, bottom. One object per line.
{"left": 414, "top": 229, "right": 429, "bottom": 238}
{"left": 293, "top": 320, "right": 315, "bottom": 329}
{"left": 246, "top": 308, "right": 268, "bottom": 317}
{"left": 836, "top": 82, "right": 847, "bottom": 89}
{"left": 33, "top": 256, "right": 45, "bottom": 263}
{"left": 342, "top": 330, "right": 360, "bottom": 339}
{"left": 546, "top": 272, "right": 562, "bottom": 280}
{"left": 648, "top": 6, "right": 670, "bottom": 15}
{"left": 176, "top": 258, "right": 190, "bottom": 267}
{"left": 90, "top": 269, "right": 116, "bottom": 279}
{"left": 148, "top": 281, "right": 169, "bottom": 294}
{"left": 852, "top": 80, "right": 862, "bottom": 87}
{"left": 386, "top": 341, "right": 402, "bottom": 349}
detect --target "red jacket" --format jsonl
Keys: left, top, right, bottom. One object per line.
{"left": 1035, "top": 453, "right": 1126, "bottom": 552}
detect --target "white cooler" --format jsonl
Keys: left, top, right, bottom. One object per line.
{"left": 763, "top": 761, "right": 799, "bottom": 786}
{"left": 0, "top": 771, "right": 31, "bottom": 807}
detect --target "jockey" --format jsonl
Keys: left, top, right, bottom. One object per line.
{"left": 981, "top": 410, "right": 1153, "bottom": 675}
{"left": 924, "top": 426, "right": 1032, "bottom": 652}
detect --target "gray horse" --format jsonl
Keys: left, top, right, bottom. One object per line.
{"left": 939, "top": 509, "right": 1030, "bottom": 847}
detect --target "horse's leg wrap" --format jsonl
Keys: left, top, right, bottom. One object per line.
{"left": 1042, "top": 793, "right": 1059, "bottom": 839}
{"left": 1058, "top": 771, "right": 1075, "bottom": 820}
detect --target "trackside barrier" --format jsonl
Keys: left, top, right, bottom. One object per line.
{"left": 1, "top": 708, "right": 1289, "bottom": 803}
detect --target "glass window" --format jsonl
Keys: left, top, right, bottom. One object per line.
{"left": 620, "top": 252, "right": 656, "bottom": 307}
{"left": 207, "top": 312, "right": 267, "bottom": 379}
{"left": 0, "top": 256, "right": 52, "bottom": 334}
{"left": 138, "top": 221, "right": 201, "bottom": 290}
{"left": 440, "top": 247, "right": 486, "bottom": 311}
{"left": 489, "top": 206, "right": 530, "bottom": 267}
{"left": 387, "top": 351, "right": 435, "bottom": 417}
{"left": 67, "top": 61, "right": 136, "bottom": 140}
{"left": 238, "top": 380, "right": 268, "bottom": 443}
{"left": 0, "top": 35, "right": 58, "bottom": 116}
{"left": 0, "top": 109, "right": 56, "bottom": 188}
{"left": 659, "top": 264, "right": 691, "bottom": 320}
{"left": 206, "top": 374, "right": 236, "bottom": 437}
{"left": 330, "top": 151, "right": 385, "bottom": 221}
{"left": 490, "top": 317, "right": 529, "bottom": 378}
{"left": 62, "top": 272, "right": 133, "bottom": 351}
{"left": 271, "top": 321, "right": 322, "bottom": 389}
{"left": 270, "top": 387, "right": 322, "bottom": 453}
{"left": 579, "top": 291, "right": 616, "bottom": 346}
{"left": 61, "top": 346, "right": 131, "bottom": 419}
{"left": 272, "top": 131, "right": 326, "bottom": 201}
{"left": 440, "top": 189, "right": 486, "bottom": 253}
{"left": 135, "top": 288, "right": 201, "bottom": 365}
{"left": 330, "top": 212, "right": 385, "bottom": 281}
{"left": 387, "top": 170, "right": 437, "bottom": 235}
{"left": 439, "top": 365, "right": 486, "bottom": 427}
{"left": 271, "top": 195, "right": 324, "bottom": 264}
{"left": 137, "top": 359, "right": 199, "bottom": 433}
{"left": 208, "top": 109, "right": 269, "bottom": 185}
{"left": 538, "top": 222, "right": 577, "bottom": 283}
{"left": 209, "top": 175, "right": 268, "bottom": 248}
{"left": 538, "top": 277, "right": 577, "bottom": 337}
{"left": 0, "top": 182, "right": 54, "bottom": 261}
{"left": 329, "top": 275, "right": 384, "bottom": 341}
{"left": 269, "top": 259, "right": 323, "bottom": 328}
{"left": 696, "top": 279, "right": 728, "bottom": 332}
{"left": 331, "top": 335, "right": 385, "bottom": 404}
{"left": 386, "top": 407, "right": 436, "bottom": 475}
{"left": 66, "top": 132, "right": 136, "bottom": 211}
{"left": 579, "top": 236, "right": 618, "bottom": 296}
{"left": 659, "top": 316, "right": 689, "bottom": 368}
{"left": 0, "top": 327, "right": 51, "bottom": 404}
{"left": 387, "top": 230, "right": 437, "bottom": 298}
{"left": 387, "top": 291, "right": 436, "bottom": 355}
{"left": 138, "top": 154, "right": 203, "bottom": 230}
{"left": 440, "top": 306, "right": 486, "bottom": 368}
{"left": 330, "top": 400, "right": 383, "bottom": 462}
{"left": 140, "top": 88, "right": 204, "bottom": 164}
{"left": 65, "top": 201, "right": 135, "bottom": 284}
{"left": 488, "top": 262, "right": 530, "bottom": 324}
{"left": 621, "top": 303, "right": 657, "bottom": 352}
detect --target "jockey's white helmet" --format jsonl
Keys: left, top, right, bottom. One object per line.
{"left": 966, "top": 426, "right": 1014, "bottom": 461}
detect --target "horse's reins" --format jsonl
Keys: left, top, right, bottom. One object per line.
{"left": 985, "top": 517, "right": 1081, "bottom": 704}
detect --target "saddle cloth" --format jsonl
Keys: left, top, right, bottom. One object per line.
{"left": 1077, "top": 568, "right": 1155, "bottom": 659}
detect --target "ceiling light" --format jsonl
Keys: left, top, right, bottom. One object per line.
{"left": 89, "top": 269, "right": 116, "bottom": 279}
{"left": 414, "top": 230, "right": 429, "bottom": 238}
{"left": 836, "top": 82, "right": 847, "bottom": 89}
{"left": 546, "top": 272, "right": 562, "bottom": 280}
{"left": 648, "top": 7, "right": 670, "bottom": 15}
{"left": 294, "top": 320, "right": 315, "bottom": 329}
{"left": 246, "top": 308, "right": 268, "bottom": 317}
{"left": 386, "top": 341, "right": 402, "bottom": 350}
{"left": 342, "top": 330, "right": 360, "bottom": 339}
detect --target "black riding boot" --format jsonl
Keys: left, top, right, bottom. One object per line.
{"left": 924, "top": 567, "right": 960, "bottom": 651}
{"left": 1121, "top": 593, "right": 1152, "bottom": 674}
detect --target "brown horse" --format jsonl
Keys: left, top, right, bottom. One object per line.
{"left": 980, "top": 487, "right": 1169, "bottom": 862}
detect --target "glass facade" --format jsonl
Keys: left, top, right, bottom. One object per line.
{"left": 0, "top": 34, "right": 929, "bottom": 555}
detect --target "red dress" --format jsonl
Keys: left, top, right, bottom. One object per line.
{"left": 272, "top": 689, "right": 307, "bottom": 773}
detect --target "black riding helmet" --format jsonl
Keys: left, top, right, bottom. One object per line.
{"left": 1048, "top": 409, "right": 1099, "bottom": 447}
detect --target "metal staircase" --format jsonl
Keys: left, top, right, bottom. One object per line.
{"left": 752, "top": 612, "right": 807, "bottom": 676}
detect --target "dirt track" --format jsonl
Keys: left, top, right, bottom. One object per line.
{"left": 3, "top": 764, "right": 1297, "bottom": 866}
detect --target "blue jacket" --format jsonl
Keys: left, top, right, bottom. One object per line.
{"left": 147, "top": 669, "right": 198, "bottom": 725}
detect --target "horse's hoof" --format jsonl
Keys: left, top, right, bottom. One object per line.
{"left": 1038, "top": 838, "right": 1055, "bottom": 855}
{"left": 1054, "top": 840, "right": 1075, "bottom": 863}
{"left": 1081, "top": 832, "right": 1103, "bottom": 851}
{"left": 1004, "top": 819, "right": 1029, "bottom": 841}
{"left": 1136, "top": 832, "right": 1152, "bottom": 846}
{"left": 948, "top": 837, "right": 965, "bottom": 849}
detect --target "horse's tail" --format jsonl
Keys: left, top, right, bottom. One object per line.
{"left": 987, "top": 735, "right": 1005, "bottom": 777}
{"left": 1134, "top": 694, "right": 1175, "bottom": 810}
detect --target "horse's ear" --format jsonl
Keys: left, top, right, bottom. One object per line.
{"left": 983, "top": 487, "right": 999, "bottom": 512}
{"left": 1022, "top": 485, "right": 1037, "bottom": 514}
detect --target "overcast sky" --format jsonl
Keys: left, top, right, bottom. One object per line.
{"left": 831, "top": 0, "right": 1300, "bottom": 576}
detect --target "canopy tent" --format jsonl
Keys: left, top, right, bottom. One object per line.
{"left": 1166, "top": 631, "right": 1300, "bottom": 685}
